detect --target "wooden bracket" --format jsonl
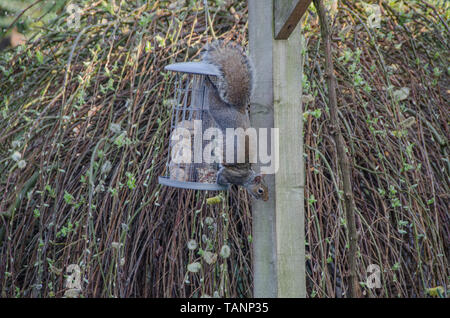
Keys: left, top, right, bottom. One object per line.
{"left": 274, "top": 0, "right": 312, "bottom": 40}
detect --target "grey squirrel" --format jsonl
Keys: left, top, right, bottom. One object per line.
{"left": 201, "top": 41, "right": 269, "bottom": 201}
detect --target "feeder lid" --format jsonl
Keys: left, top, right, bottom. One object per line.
{"left": 165, "top": 62, "right": 221, "bottom": 76}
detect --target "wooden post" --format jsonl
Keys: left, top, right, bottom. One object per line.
{"left": 249, "top": 0, "right": 307, "bottom": 298}
{"left": 249, "top": 0, "right": 278, "bottom": 298}
{"left": 273, "top": 22, "right": 305, "bottom": 298}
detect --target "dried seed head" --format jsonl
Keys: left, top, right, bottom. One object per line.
{"left": 204, "top": 216, "right": 214, "bottom": 226}
{"left": 187, "top": 262, "right": 201, "bottom": 273}
{"left": 203, "top": 251, "right": 218, "bottom": 265}
{"left": 187, "top": 239, "right": 197, "bottom": 250}
{"left": 11, "top": 151, "right": 21, "bottom": 162}
{"left": 220, "top": 245, "right": 231, "bottom": 259}
{"left": 18, "top": 160, "right": 27, "bottom": 169}
{"left": 109, "top": 123, "right": 122, "bottom": 134}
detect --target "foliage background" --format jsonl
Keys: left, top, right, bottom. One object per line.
{"left": 0, "top": 0, "right": 448, "bottom": 297}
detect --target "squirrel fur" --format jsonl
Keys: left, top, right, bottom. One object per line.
{"left": 201, "top": 41, "right": 268, "bottom": 201}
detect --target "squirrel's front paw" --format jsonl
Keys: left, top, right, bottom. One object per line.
{"left": 216, "top": 170, "right": 229, "bottom": 186}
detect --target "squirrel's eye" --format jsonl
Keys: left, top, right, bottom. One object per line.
{"left": 257, "top": 188, "right": 264, "bottom": 194}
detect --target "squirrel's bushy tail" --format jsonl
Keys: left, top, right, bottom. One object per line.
{"left": 201, "top": 41, "right": 253, "bottom": 111}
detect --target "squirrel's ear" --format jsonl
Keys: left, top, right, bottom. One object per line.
{"left": 253, "top": 175, "right": 262, "bottom": 183}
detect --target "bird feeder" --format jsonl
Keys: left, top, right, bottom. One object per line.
{"left": 158, "top": 62, "right": 230, "bottom": 191}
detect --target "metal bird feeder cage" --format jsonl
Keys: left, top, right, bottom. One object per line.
{"left": 158, "top": 62, "right": 230, "bottom": 191}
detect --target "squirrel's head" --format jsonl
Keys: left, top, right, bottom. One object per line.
{"left": 244, "top": 174, "right": 269, "bottom": 201}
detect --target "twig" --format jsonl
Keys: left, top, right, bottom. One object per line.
{"left": 313, "top": 0, "right": 359, "bottom": 298}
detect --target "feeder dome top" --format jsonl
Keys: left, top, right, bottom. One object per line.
{"left": 164, "top": 62, "right": 221, "bottom": 76}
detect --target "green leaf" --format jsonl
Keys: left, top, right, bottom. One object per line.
{"left": 36, "top": 50, "right": 44, "bottom": 64}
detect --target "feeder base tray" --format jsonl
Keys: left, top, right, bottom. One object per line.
{"left": 158, "top": 177, "right": 229, "bottom": 191}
